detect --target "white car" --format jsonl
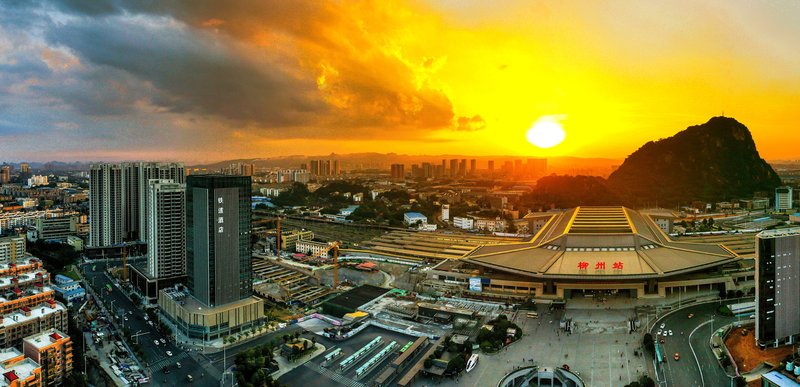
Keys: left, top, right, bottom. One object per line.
{"left": 668, "top": 330, "right": 673, "bottom": 336}
{"left": 166, "top": 351, "right": 173, "bottom": 357}
{"left": 160, "top": 338, "right": 166, "bottom": 345}
{"left": 656, "top": 330, "right": 662, "bottom": 336}
{"left": 660, "top": 323, "right": 665, "bottom": 329}
{"left": 154, "top": 340, "right": 160, "bottom": 346}
{"left": 662, "top": 331, "right": 668, "bottom": 337}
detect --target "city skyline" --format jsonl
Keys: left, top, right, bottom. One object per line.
{"left": 1, "top": 1, "right": 800, "bottom": 164}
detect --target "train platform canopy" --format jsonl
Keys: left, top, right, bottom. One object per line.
{"left": 463, "top": 206, "right": 739, "bottom": 280}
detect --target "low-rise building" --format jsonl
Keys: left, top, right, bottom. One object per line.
{"left": 0, "top": 301, "right": 68, "bottom": 349}
{"left": 404, "top": 212, "right": 428, "bottom": 226}
{"left": 295, "top": 240, "right": 334, "bottom": 256}
{"left": 29, "top": 216, "right": 77, "bottom": 242}
{"left": 22, "top": 329, "right": 72, "bottom": 386}
{"left": 65, "top": 236, "right": 83, "bottom": 251}
{"left": 158, "top": 287, "right": 265, "bottom": 342}
{"left": 474, "top": 217, "right": 506, "bottom": 232}
{"left": 453, "top": 217, "right": 474, "bottom": 230}
{"left": 0, "top": 347, "right": 42, "bottom": 387}
{"left": 278, "top": 230, "right": 314, "bottom": 250}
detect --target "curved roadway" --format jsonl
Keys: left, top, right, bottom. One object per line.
{"left": 650, "top": 300, "right": 750, "bottom": 387}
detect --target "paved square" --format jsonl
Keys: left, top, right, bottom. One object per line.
{"left": 415, "top": 307, "right": 649, "bottom": 387}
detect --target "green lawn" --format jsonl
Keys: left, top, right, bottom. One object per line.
{"left": 60, "top": 266, "right": 81, "bottom": 281}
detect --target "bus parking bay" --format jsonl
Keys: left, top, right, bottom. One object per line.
{"left": 279, "top": 325, "right": 424, "bottom": 387}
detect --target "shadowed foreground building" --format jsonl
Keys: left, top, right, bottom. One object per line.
{"left": 755, "top": 228, "right": 800, "bottom": 348}
{"left": 159, "top": 175, "right": 264, "bottom": 341}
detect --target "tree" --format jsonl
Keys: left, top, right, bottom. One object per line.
{"left": 302, "top": 340, "right": 309, "bottom": 351}
{"left": 643, "top": 333, "right": 655, "bottom": 354}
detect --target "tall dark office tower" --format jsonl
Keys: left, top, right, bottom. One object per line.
{"left": 187, "top": 175, "right": 252, "bottom": 307}
{"left": 756, "top": 228, "right": 800, "bottom": 347}
{"left": 469, "top": 159, "right": 477, "bottom": 176}
{"left": 449, "top": 159, "right": 458, "bottom": 177}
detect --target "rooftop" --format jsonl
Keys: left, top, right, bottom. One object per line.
{"left": 462, "top": 206, "right": 739, "bottom": 279}
{"left": 22, "top": 328, "right": 69, "bottom": 350}
{"left": 0, "top": 348, "right": 21, "bottom": 365}
{"left": 757, "top": 227, "right": 800, "bottom": 239}
{"left": 2, "top": 301, "right": 65, "bottom": 328}
{"left": 0, "top": 358, "right": 38, "bottom": 386}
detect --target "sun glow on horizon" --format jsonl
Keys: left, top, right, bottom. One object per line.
{"left": 526, "top": 116, "right": 567, "bottom": 149}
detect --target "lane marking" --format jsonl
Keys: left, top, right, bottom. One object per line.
{"left": 689, "top": 319, "right": 713, "bottom": 387}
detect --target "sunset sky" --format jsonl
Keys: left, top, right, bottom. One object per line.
{"left": 1, "top": 0, "right": 799, "bottom": 163}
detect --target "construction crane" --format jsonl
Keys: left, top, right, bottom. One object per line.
{"left": 307, "top": 242, "right": 341, "bottom": 289}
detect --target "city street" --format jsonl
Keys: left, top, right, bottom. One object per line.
{"left": 82, "top": 260, "right": 217, "bottom": 385}
{"left": 650, "top": 300, "right": 744, "bottom": 387}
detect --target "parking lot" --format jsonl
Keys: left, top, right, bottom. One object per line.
{"left": 279, "top": 325, "right": 421, "bottom": 387}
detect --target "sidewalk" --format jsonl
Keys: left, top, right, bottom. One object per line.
{"left": 272, "top": 343, "right": 326, "bottom": 379}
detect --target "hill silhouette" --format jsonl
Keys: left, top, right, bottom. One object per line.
{"left": 607, "top": 116, "right": 781, "bottom": 206}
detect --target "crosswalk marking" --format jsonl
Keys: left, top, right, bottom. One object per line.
{"left": 147, "top": 351, "right": 189, "bottom": 373}
{"left": 303, "top": 362, "right": 365, "bottom": 387}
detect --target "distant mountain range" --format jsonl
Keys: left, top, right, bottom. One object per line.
{"left": 607, "top": 116, "right": 781, "bottom": 206}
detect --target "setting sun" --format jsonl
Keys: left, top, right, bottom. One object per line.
{"left": 526, "top": 117, "right": 566, "bottom": 149}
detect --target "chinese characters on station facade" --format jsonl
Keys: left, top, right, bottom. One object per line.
{"left": 217, "top": 197, "right": 224, "bottom": 233}
{"left": 577, "top": 260, "right": 623, "bottom": 271}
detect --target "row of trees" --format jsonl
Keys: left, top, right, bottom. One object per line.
{"left": 477, "top": 315, "right": 522, "bottom": 352}
{"left": 234, "top": 342, "right": 281, "bottom": 387}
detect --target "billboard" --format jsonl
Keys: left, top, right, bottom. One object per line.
{"left": 469, "top": 277, "right": 482, "bottom": 292}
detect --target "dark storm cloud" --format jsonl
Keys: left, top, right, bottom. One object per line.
{"left": 39, "top": 0, "right": 457, "bottom": 135}
{"left": 44, "top": 15, "right": 327, "bottom": 126}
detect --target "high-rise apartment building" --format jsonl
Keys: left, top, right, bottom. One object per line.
{"left": 187, "top": 175, "right": 252, "bottom": 307}
{"left": 332, "top": 160, "right": 340, "bottom": 176}
{"left": 390, "top": 164, "right": 405, "bottom": 180}
{"left": 449, "top": 159, "right": 458, "bottom": 177}
{"left": 458, "top": 159, "right": 467, "bottom": 177}
{"left": 0, "top": 347, "right": 42, "bottom": 387}
{"left": 0, "top": 235, "right": 25, "bottom": 264}
{"left": 775, "top": 186, "right": 794, "bottom": 211}
{"left": 22, "top": 329, "right": 72, "bottom": 386}
{"left": 89, "top": 163, "right": 124, "bottom": 247}
{"left": 18, "top": 163, "right": 30, "bottom": 174}
{"left": 146, "top": 180, "right": 186, "bottom": 279}
{"left": 125, "top": 162, "right": 185, "bottom": 242}
{"left": 756, "top": 228, "right": 800, "bottom": 347}
{"left": 0, "top": 166, "right": 10, "bottom": 184}
{"left": 488, "top": 160, "right": 495, "bottom": 174}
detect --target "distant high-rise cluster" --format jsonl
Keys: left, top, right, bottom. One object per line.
{"left": 89, "top": 162, "right": 185, "bottom": 247}
{"left": 309, "top": 159, "right": 341, "bottom": 177}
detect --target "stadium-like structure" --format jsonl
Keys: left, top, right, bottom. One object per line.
{"left": 422, "top": 206, "right": 752, "bottom": 300}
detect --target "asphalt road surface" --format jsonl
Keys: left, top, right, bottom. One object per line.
{"left": 650, "top": 300, "right": 749, "bottom": 387}
{"left": 82, "top": 261, "right": 215, "bottom": 386}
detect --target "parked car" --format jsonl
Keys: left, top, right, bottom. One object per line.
{"left": 674, "top": 353, "right": 680, "bottom": 361}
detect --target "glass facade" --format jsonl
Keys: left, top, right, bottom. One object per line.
{"left": 186, "top": 175, "right": 252, "bottom": 307}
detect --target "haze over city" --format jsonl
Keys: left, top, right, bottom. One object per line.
{"left": 2, "top": 1, "right": 800, "bottom": 163}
